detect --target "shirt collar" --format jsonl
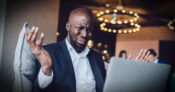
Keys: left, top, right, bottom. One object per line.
{"left": 65, "top": 38, "right": 90, "bottom": 57}
{"left": 153, "top": 58, "right": 158, "bottom": 64}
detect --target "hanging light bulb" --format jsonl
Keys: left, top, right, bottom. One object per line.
{"left": 56, "top": 32, "right": 59, "bottom": 36}
{"left": 105, "top": 4, "right": 110, "bottom": 8}
{"left": 87, "top": 40, "right": 93, "bottom": 48}
{"left": 108, "top": 29, "right": 112, "bottom": 32}
{"left": 105, "top": 10, "right": 110, "bottom": 13}
{"left": 113, "top": 29, "right": 117, "bottom": 33}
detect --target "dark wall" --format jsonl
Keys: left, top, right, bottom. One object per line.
{"left": 159, "top": 41, "right": 175, "bottom": 72}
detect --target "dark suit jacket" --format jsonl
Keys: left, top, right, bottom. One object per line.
{"left": 34, "top": 40, "right": 106, "bottom": 92}
{"left": 158, "top": 59, "right": 168, "bottom": 64}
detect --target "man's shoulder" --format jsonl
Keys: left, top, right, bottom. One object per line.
{"left": 89, "top": 49, "right": 102, "bottom": 57}
{"left": 158, "top": 59, "right": 168, "bottom": 64}
{"left": 43, "top": 43, "right": 58, "bottom": 47}
{"left": 42, "top": 40, "right": 65, "bottom": 50}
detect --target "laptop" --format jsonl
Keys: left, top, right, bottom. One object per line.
{"left": 103, "top": 57, "right": 171, "bottom": 92}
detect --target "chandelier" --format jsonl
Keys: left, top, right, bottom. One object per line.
{"left": 96, "top": 1, "right": 141, "bottom": 34}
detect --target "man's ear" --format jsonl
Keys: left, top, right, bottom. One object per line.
{"left": 66, "top": 23, "right": 70, "bottom": 32}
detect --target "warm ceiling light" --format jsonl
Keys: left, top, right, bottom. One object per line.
{"left": 130, "top": 22, "right": 134, "bottom": 26}
{"left": 122, "top": 9, "right": 126, "bottom": 13}
{"left": 56, "top": 32, "right": 59, "bottom": 36}
{"left": 167, "top": 19, "right": 175, "bottom": 31}
{"left": 133, "top": 29, "right": 136, "bottom": 32}
{"left": 113, "top": 9, "right": 118, "bottom": 13}
{"left": 117, "top": 21, "right": 122, "bottom": 24}
{"left": 118, "top": 30, "right": 122, "bottom": 33}
{"left": 116, "top": 5, "right": 123, "bottom": 10}
{"left": 103, "top": 50, "right": 108, "bottom": 54}
{"left": 129, "top": 11, "right": 133, "bottom": 14}
{"left": 105, "top": 4, "right": 110, "bottom": 8}
{"left": 105, "top": 10, "right": 110, "bottom": 13}
{"left": 124, "top": 20, "right": 128, "bottom": 24}
{"left": 100, "top": 11, "right": 104, "bottom": 15}
{"left": 111, "top": 20, "right": 116, "bottom": 24}
{"left": 87, "top": 40, "right": 93, "bottom": 48}
{"left": 104, "top": 28, "right": 108, "bottom": 31}
{"left": 130, "top": 19, "right": 134, "bottom": 23}
{"left": 113, "top": 29, "right": 117, "bottom": 33}
{"left": 128, "top": 30, "right": 132, "bottom": 33}
{"left": 97, "top": 42, "right": 102, "bottom": 47}
{"left": 108, "top": 29, "right": 112, "bottom": 32}
{"left": 97, "top": 13, "right": 100, "bottom": 17}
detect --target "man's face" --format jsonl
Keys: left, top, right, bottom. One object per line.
{"left": 147, "top": 54, "right": 156, "bottom": 62}
{"left": 67, "top": 14, "right": 93, "bottom": 52}
{"left": 121, "top": 53, "right": 127, "bottom": 59}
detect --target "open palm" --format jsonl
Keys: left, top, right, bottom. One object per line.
{"left": 25, "top": 26, "right": 52, "bottom": 76}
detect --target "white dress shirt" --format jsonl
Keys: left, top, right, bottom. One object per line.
{"left": 38, "top": 39, "right": 96, "bottom": 92}
{"left": 153, "top": 58, "right": 158, "bottom": 64}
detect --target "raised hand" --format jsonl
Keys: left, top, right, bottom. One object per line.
{"left": 135, "top": 49, "right": 150, "bottom": 62}
{"left": 127, "top": 54, "right": 132, "bottom": 59}
{"left": 25, "top": 26, "right": 52, "bottom": 76}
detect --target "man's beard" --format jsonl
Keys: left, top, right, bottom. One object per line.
{"left": 69, "top": 33, "right": 87, "bottom": 53}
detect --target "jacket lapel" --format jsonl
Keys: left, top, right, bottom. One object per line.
{"left": 59, "top": 40, "right": 76, "bottom": 92}
{"left": 88, "top": 50, "right": 104, "bottom": 92}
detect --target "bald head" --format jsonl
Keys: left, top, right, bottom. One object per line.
{"left": 68, "top": 8, "right": 93, "bottom": 24}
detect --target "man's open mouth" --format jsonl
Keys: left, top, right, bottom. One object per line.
{"left": 77, "top": 39, "right": 86, "bottom": 45}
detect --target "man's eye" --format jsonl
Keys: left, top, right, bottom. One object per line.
{"left": 79, "top": 27, "right": 84, "bottom": 30}
{"left": 76, "top": 26, "right": 92, "bottom": 32}
{"left": 76, "top": 26, "right": 83, "bottom": 30}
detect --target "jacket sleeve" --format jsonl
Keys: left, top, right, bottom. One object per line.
{"left": 33, "top": 45, "right": 55, "bottom": 92}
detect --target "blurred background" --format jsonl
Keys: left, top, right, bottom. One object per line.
{"left": 0, "top": 0, "right": 175, "bottom": 91}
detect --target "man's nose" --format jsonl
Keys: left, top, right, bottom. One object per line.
{"left": 81, "top": 29, "right": 88, "bottom": 37}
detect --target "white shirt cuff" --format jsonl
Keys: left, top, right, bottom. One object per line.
{"left": 38, "top": 68, "right": 53, "bottom": 89}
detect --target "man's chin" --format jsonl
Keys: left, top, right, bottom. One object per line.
{"left": 77, "top": 43, "right": 86, "bottom": 48}
{"left": 73, "top": 44, "right": 86, "bottom": 52}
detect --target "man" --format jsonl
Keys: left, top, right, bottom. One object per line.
{"left": 25, "top": 8, "right": 106, "bottom": 92}
{"left": 118, "top": 50, "right": 131, "bottom": 59}
{"left": 146, "top": 48, "right": 168, "bottom": 64}
{"left": 24, "top": 8, "right": 155, "bottom": 92}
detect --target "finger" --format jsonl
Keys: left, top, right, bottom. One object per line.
{"left": 25, "top": 27, "right": 36, "bottom": 48}
{"left": 135, "top": 49, "right": 143, "bottom": 61}
{"left": 127, "top": 54, "right": 131, "bottom": 59}
{"left": 31, "top": 27, "right": 39, "bottom": 42}
{"left": 36, "top": 33, "right": 45, "bottom": 48}
{"left": 142, "top": 49, "right": 148, "bottom": 61}
{"left": 143, "top": 51, "right": 150, "bottom": 62}
{"left": 27, "top": 26, "right": 35, "bottom": 41}
{"left": 139, "top": 49, "right": 147, "bottom": 61}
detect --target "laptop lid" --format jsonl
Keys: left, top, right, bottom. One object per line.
{"left": 103, "top": 57, "right": 171, "bottom": 92}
